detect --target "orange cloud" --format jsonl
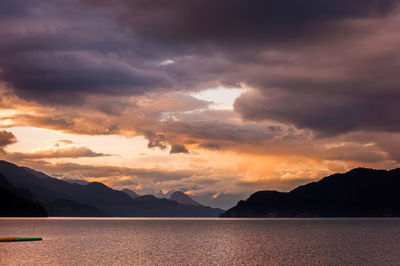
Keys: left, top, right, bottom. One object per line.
{"left": 6, "top": 146, "right": 110, "bottom": 160}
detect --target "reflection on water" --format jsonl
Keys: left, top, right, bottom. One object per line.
{"left": 1, "top": 218, "right": 400, "bottom": 265}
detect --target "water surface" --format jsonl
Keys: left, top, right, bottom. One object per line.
{"left": 1, "top": 218, "right": 399, "bottom": 265}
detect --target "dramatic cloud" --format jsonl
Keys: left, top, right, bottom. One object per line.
{"left": 77, "top": 0, "right": 400, "bottom": 137}
{"left": 84, "top": 0, "right": 398, "bottom": 46}
{"left": 233, "top": 29, "right": 400, "bottom": 135}
{"left": 6, "top": 146, "right": 110, "bottom": 160}
{"left": 2, "top": 0, "right": 400, "bottom": 134}
{"left": 1, "top": 52, "right": 172, "bottom": 104}
{"left": 0, "top": 0, "right": 172, "bottom": 104}
{"left": 0, "top": 130, "right": 16, "bottom": 152}
{"left": 170, "top": 144, "right": 188, "bottom": 154}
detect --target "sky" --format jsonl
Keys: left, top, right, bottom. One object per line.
{"left": 1, "top": 0, "right": 400, "bottom": 209}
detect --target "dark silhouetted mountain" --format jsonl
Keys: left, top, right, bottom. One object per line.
{"left": 0, "top": 171, "right": 13, "bottom": 190}
{"left": 127, "top": 195, "right": 224, "bottom": 217}
{"left": 22, "top": 167, "right": 53, "bottom": 180}
{"left": 0, "top": 172, "right": 47, "bottom": 217}
{"left": 221, "top": 168, "right": 400, "bottom": 217}
{"left": 121, "top": 188, "right": 140, "bottom": 199}
{"left": 0, "top": 161, "right": 134, "bottom": 216}
{"left": 170, "top": 191, "right": 202, "bottom": 206}
{"left": 0, "top": 160, "right": 223, "bottom": 217}
{"left": 62, "top": 178, "right": 90, "bottom": 185}
{"left": 45, "top": 199, "right": 109, "bottom": 217}
{"left": 135, "top": 195, "right": 158, "bottom": 201}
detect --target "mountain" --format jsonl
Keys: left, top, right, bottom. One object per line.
{"left": 0, "top": 172, "right": 47, "bottom": 217}
{"left": 121, "top": 188, "right": 140, "bottom": 199}
{"left": 0, "top": 161, "right": 135, "bottom": 216}
{"left": 22, "top": 167, "right": 53, "bottom": 180}
{"left": 0, "top": 160, "right": 223, "bottom": 217}
{"left": 170, "top": 191, "right": 202, "bottom": 206}
{"left": 45, "top": 199, "right": 108, "bottom": 217}
{"left": 62, "top": 178, "right": 90, "bottom": 185}
{"left": 128, "top": 195, "right": 223, "bottom": 217}
{"left": 221, "top": 168, "right": 400, "bottom": 217}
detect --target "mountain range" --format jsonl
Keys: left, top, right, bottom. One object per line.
{"left": 4, "top": 160, "right": 400, "bottom": 218}
{"left": 221, "top": 168, "right": 400, "bottom": 217}
{"left": 0, "top": 160, "right": 224, "bottom": 217}
{"left": 0, "top": 171, "right": 47, "bottom": 217}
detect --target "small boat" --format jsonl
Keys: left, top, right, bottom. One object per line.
{"left": 0, "top": 237, "right": 42, "bottom": 242}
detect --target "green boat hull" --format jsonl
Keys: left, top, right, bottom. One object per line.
{"left": 0, "top": 237, "right": 42, "bottom": 242}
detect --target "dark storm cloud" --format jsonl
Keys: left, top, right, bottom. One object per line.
{"left": 233, "top": 37, "right": 400, "bottom": 135}
{"left": 141, "top": 130, "right": 167, "bottom": 150}
{"left": 234, "top": 87, "right": 400, "bottom": 135}
{"left": 0, "top": 131, "right": 17, "bottom": 150}
{"left": 1, "top": 52, "right": 171, "bottom": 104}
{"left": 85, "top": 0, "right": 400, "bottom": 137}
{"left": 0, "top": 0, "right": 172, "bottom": 104}
{"left": 79, "top": 0, "right": 400, "bottom": 136}
{"left": 0, "top": 0, "right": 37, "bottom": 19}
{"left": 169, "top": 144, "right": 188, "bottom": 154}
{"left": 84, "top": 0, "right": 398, "bottom": 46}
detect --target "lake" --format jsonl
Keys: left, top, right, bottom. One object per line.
{"left": 1, "top": 218, "right": 400, "bottom": 265}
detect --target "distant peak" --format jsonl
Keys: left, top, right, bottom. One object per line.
{"left": 171, "top": 191, "right": 186, "bottom": 196}
{"left": 170, "top": 191, "right": 202, "bottom": 206}
{"left": 135, "top": 195, "right": 158, "bottom": 201}
{"left": 347, "top": 167, "right": 373, "bottom": 173}
{"left": 122, "top": 188, "right": 140, "bottom": 199}
{"left": 86, "top": 182, "right": 108, "bottom": 188}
